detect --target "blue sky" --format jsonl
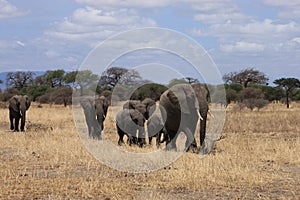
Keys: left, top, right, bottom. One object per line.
{"left": 0, "top": 0, "right": 300, "bottom": 84}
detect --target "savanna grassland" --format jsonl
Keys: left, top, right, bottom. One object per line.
{"left": 0, "top": 102, "right": 299, "bottom": 199}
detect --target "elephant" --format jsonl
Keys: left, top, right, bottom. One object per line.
{"left": 123, "top": 98, "right": 155, "bottom": 120}
{"left": 141, "top": 98, "right": 156, "bottom": 119}
{"left": 191, "top": 83, "right": 209, "bottom": 150}
{"left": 116, "top": 108, "right": 146, "bottom": 147}
{"left": 147, "top": 113, "right": 165, "bottom": 148}
{"left": 9, "top": 95, "right": 31, "bottom": 132}
{"left": 159, "top": 84, "right": 199, "bottom": 152}
{"left": 80, "top": 96, "right": 109, "bottom": 139}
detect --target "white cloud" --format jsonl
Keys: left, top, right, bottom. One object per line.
{"left": 16, "top": 41, "right": 25, "bottom": 47}
{"left": 292, "top": 37, "right": 300, "bottom": 44}
{"left": 44, "top": 7, "right": 157, "bottom": 46}
{"left": 45, "top": 50, "right": 59, "bottom": 58}
{"left": 263, "top": 0, "right": 300, "bottom": 19}
{"left": 74, "top": 0, "right": 173, "bottom": 8}
{"left": 220, "top": 41, "right": 265, "bottom": 53}
{"left": 0, "top": 0, "right": 28, "bottom": 19}
{"left": 192, "top": 0, "right": 249, "bottom": 24}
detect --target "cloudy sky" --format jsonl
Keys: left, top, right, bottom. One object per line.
{"left": 0, "top": 0, "right": 300, "bottom": 84}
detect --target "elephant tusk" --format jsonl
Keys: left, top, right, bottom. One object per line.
{"left": 197, "top": 110, "right": 203, "bottom": 121}
{"left": 208, "top": 110, "right": 215, "bottom": 119}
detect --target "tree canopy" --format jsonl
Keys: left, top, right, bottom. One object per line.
{"left": 6, "top": 71, "right": 35, "bottom": 90}
{"left": 223, "top": 68, "right": 268, "bottom": 88}
{"left": 274, "top": 78, "right": 300, "bottom": 108}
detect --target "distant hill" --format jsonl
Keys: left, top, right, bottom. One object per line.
{"left": 0, "top": 71, "right": 45, "bottom": 90}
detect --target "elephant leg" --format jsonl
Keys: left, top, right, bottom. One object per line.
{"left": 184, "top": 128, "right": 197, "bottom": 153}
{"left": 20, "top": 116, "right": 25, "bottom": 132}
{"left": 149, "top": 136, "right": 153, "bottom": 145}
{"left": 166, "top": 131, "right": 177, "bottom": 151}
{"left": 156, "top": 132, "right": 161, "bottom": 148}
{"left": 200, "top": 116, "right": 207, "bottom": 146}
{"left": 97, "top": 117, "right": 104, "bottom": 132}
{"left": 137, "top": 127, "right": 146, "bottom": 147}
{"left": 117, "top": 125, "right": 125, "bottom": 145}
{"left": 14, "top": 117, "right": 20, "bottom": 132}
{"left": 9, "top": 115, "right": 14, "bottom": 130}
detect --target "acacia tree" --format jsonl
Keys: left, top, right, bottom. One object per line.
{"left": 46, "top": 69, "right": 65, "bottom": 88}
{"left": 274, "top": 78, "right": 300, "bottom": 108}
{"left": 185, "top": 77, "right": 199, "bottom": 84}
{"left": 223, "top": 68, "right": 268, "bottom": 88}
{"left": 6, "top": 71, "right": 35, "bottom": 90}
{"left": 75, "top": 70, "right": 99, "bottom": 96}
{"left": 98, "top": 67, "right": 143, "bottom": 91}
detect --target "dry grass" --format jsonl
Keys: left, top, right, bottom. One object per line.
{"left": 0, "top": 102, "right": 299, "bottom": 199}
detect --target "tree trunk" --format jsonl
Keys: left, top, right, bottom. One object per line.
{"left": 286, "top": 90, "right": 289, "bottom": 109}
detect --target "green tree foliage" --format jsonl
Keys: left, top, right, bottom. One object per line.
{"left": 46, "top": 69, "right": 65, "bottom": 88}
{"left": 75, "top": 70, "right": 99, "bottom": 96}
{"left": 223, "top": 68, "right": 268, "bottom": 88}
{"left": 6, "top": 71, "right": 35, "bottom": 90}
{"left": 98, "top": 67, "right": 129, "bottom": 90}
{"left": 63, "top": 71, "right": 78, "bottom": 87}
{"left": 131, "top": 83, "right": 168, "bottom": 101}
{"left": 249, "top": 84, "right": 284, "bottom": 101}
{"left": 20, "top": 85, "right": 51, "bottom": 101}
{"left": 274, "top": 78, "right": 300, "bottom": 108}
{"left": 292, "top": 89, "right": 300, "bottom": 101}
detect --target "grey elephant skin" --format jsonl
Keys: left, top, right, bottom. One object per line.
{"left": 9, "top": 95, "right": 31, "bottom": 132}
{"left": 80, "top": 96, "right": 109, "bottom": 139}
{"left": 147, "top": 113, "right": 165, "bottom": 148}
{"left": 123, "top": 98, "right": 156, "bottom": 146}
{"left": 116, "top": 108, "right": 146, "bottom": 147}
{"left": 192, "top": 83, "right": 209, "bottom": 149}
{"left": 159, "top": 84, "right": 199, "bottom": 151}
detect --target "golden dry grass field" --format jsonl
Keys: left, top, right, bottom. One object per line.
{"left": 0, "top": 102, "right": 299, "bottom": 199}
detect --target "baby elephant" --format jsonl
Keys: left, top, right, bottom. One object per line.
{"left": 116, "top": 109, "right": 146, "bottom": 147}
{"left": 9, "top": 95, "right": 31, "bottom": 132}
{"left": 147, "top": 114, "right": 165, "bottom": 148}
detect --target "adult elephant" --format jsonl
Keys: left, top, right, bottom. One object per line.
{"left": 159, "top": 84, "right": 200, "bottom": 152}
{"left": 80, "top": 96, "right": 109, "bottom": 139}
{"left": 9, "top": 95, "right": 31, "bottom": 132}
{"left": 116, "top": 108, "right": 146, "bottom": 147}
{"left": 192, "top": 83, "right": 209, "bottom": 149}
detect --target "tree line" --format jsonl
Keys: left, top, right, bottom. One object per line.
{"left": 0, "top": 67, "right": 299, "bottom": 109}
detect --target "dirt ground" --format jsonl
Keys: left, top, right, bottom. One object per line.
{"left": 0, "top": 102, "right": 299, "bottom": 199}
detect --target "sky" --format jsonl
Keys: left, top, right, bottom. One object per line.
{"left": 0, "top": 0, "right": 300, "bottom": 85}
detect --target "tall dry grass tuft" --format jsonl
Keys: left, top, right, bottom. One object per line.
{"left": 0, "top": 102, "right": 299, "bottom": 199}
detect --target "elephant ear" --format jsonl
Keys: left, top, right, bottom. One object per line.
{"left": 9, "top": 95, "right": 20, "bottom": 113}
{"left": 24, "top": 95, "right": 31, "bottom": 110}
{"left": 168, "top": 85, "right": 190, "bottom": 114}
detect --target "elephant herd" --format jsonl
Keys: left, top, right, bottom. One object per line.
{"left": 80, "top": 83, "right": 209, "bottom": 153}
{"left": 7, "top": 83, "right": 210, "bottom": 153}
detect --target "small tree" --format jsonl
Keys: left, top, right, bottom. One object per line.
{"left": 185, "top": 77, "right": 199, "bottom": 84}
{"left": 6, "top": 71, "right": 35, "bottom": 90}
{"left": 274, "top": 78, "right": 300, "bottom": 108}
{"left": 223, "top": 68, "right": 268, "bottom": 88}
{"left": 98, "top": 67, "right": 128, "bottom": 90}
{"left": 75, "top": 70, "right": 99, "bottom": 96}
{"left": 238, "top": 87, "right": 268, "bottom": 111}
